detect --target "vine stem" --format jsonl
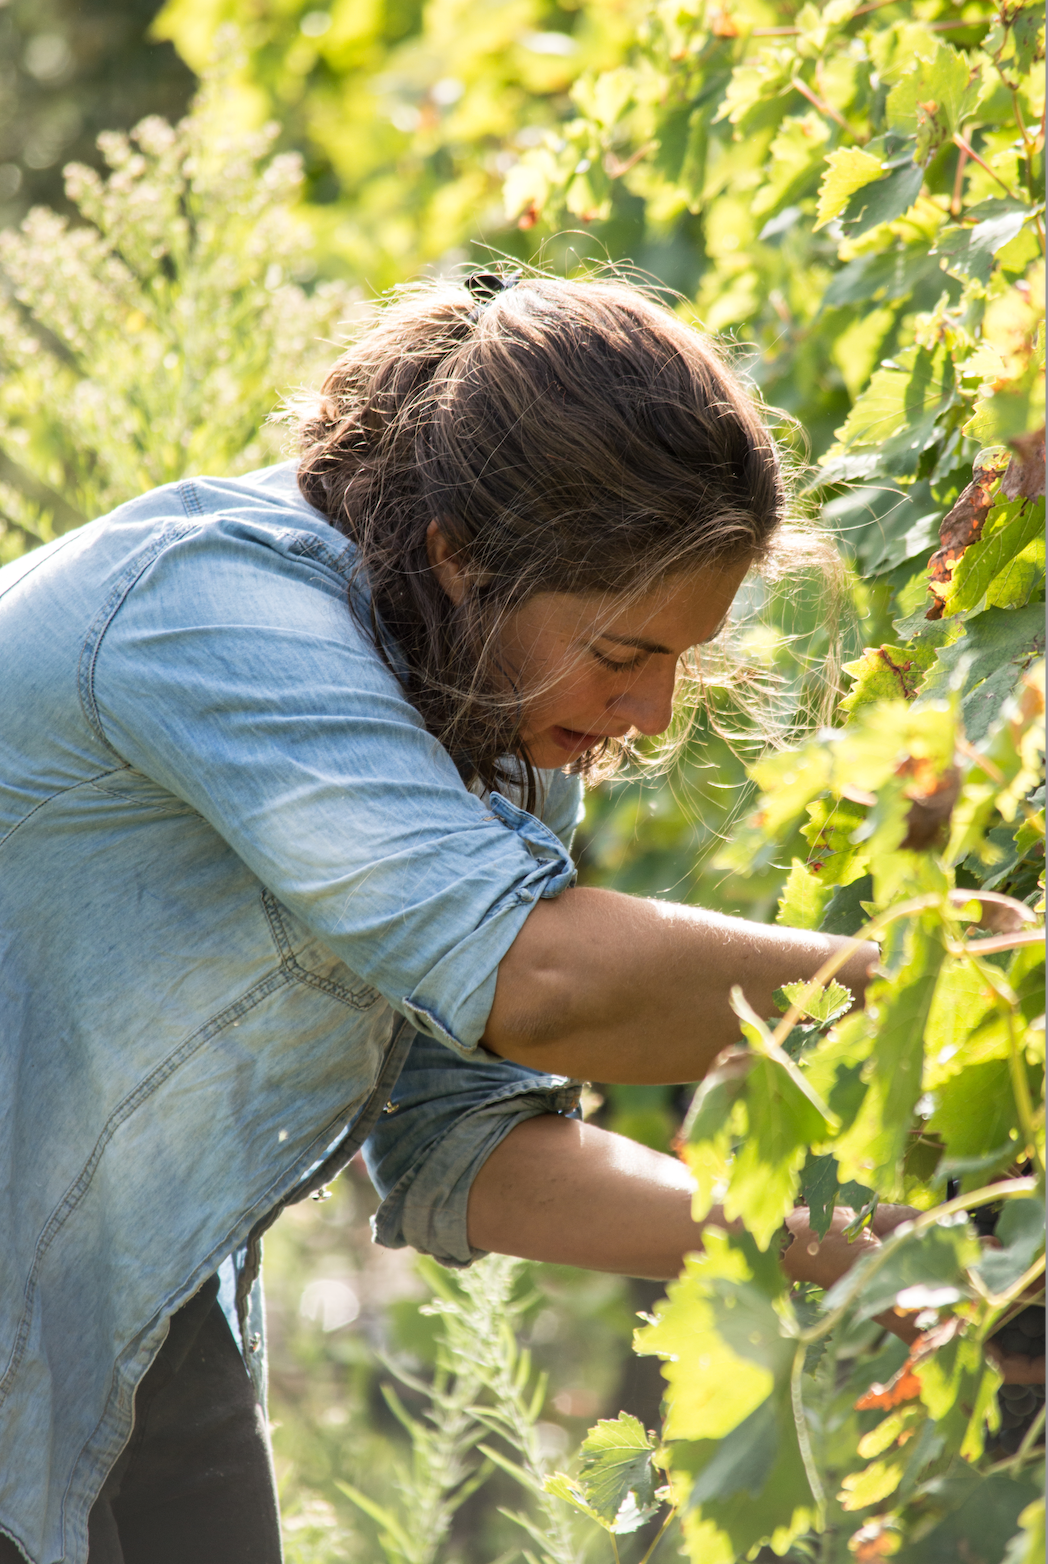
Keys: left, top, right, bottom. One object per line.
{"left": 789, "top": 74, "right": 862, "bottom": 141}
{"left": 638, "top": 1504, "right": 678, "bottom": 1564}
{"left": 1002, "top": 998, "right": 1045, "bottom": 1177}
{"left": 770, "top": 893, "right": 942, "bottom": 1048}
{"left": 797, "top": 1178, "right": 1037, "bottom": 1345}
{"left": 1010, "top": 88, "right": 1047, "bottom": 253}
{"left": 952, "top": 131, "right": 1022, "bottom": 200}
{"left": 1010, "top": 1403, "right": 1047, "bottom": 1467}
{"left": 791, "top": 1343, "right": 826, "bottom": 1518}
{"left": 953, "top": 929, "right": 1047, "bottom": 955}
{"left": 988, "top": 1255, "right": 1046, "bottom": 1313}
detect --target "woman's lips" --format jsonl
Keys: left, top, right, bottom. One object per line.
{"left": 550, "top": 725, "right": 612, "bottom": 754}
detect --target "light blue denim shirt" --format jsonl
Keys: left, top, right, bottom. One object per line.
{"left": 0, "top": 462, "right": 584, "bottom": 1564}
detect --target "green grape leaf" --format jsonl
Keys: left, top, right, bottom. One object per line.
{"left": 684, "top": 1394, "right": 778, "bottom": 1505}
{"left": 934, "top": 210, "right": 1030, "bottom": 286}
{"left": 813, "top": 145, "right": 883, "bottom": 230}
{"left": 943, "top": 497, "right": 1046, "bottom": 615}
{"left": 832, "top": 344, "right": 956, "bottom": 459}
{"left": 884, "top": 43, "right": 982, "bottom": 159}
{"left": 670, "top": 1381, "right": 817, "bottom": 1559}
{"left": 840, "top": 642, "right": 936, "bottom": 714}
{"left": 801, "top": 797, "right": 870, "bottom": 886}
{"left": 749, "top": 745, "right": 833, "bottom": 833}
{"left": 723, "top": 1045, "right": 837, "bottom": 1250}
{"left": 776, "top": 859, "right": 832, "bottom": 930}
{"left": 751, "top": 112, "right": 830, "bottom": 219}
{"left": 542, "top": 1471, "right": 607, "bottom": 1529}
{"left": 800, "top": 1151, "right": 839, "bottom": 1239}
{"left": 840, "top": 158, "right": 924, "bottom": 238}
{"left": 1003, "top": 1498, "right": 1047, "bottom": 1564}
{"left": 974, "top": 1197, "right": 1045, "bottom": 1295}
{"left": 897, "top": 1470, "right": 1043, "bottom": 1564}
{"left": 1009, "top": 1, "right": 1047, "bottom": 75}
{"left": 778, "top": 978, "right": 853, "bottom": 1026}
{"left": 819, "top": 874, "right": 875, "bottom": 937}
{"left": 821, "top": 246, "right": 940, "bottom": 310}
{"left": 635, "top": 1231, "right": 784, "bottom": 1443}
{"left": 920, "top": 602, "right": 1045, "bottom": 743}
{"left": 824, "top": 477, "right": 940, "bottom": 580}
{"left": 564, "top": 1413, "right": 661, "bottom": 1532}
{"left": 834, "top": 915, "right": 947, "bottom": 1196}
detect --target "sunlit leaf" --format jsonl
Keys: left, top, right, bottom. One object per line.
{"left": 571, "top": 1413, "right": 661, "bottom": 1532}
{"left": 814, "top": 146, "right": 884, "bottom": 230}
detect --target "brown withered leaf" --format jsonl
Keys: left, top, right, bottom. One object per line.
{"left": 925, "top": 429, "right": 1044, "bottom": 619}
{"left": 925, "top": 455, "right": 1009, "bottom": 619}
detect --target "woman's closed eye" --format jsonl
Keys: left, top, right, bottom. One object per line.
{"left": 590, "top": 646, "right": 648, "bottom": 673}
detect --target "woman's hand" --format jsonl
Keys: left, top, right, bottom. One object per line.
{"left": 781, "top": 1204, "right": 922, "bottom": 1346}
{"left": 469, "top": 1120, "right": 1042, "bottom": 1384}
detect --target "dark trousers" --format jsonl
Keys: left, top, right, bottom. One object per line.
{"left": 1, "top": 1276, "right": 283, "bottom": 1564}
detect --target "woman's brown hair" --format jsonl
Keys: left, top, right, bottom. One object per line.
{"left": 297, "top": 272, "right": 790, "bottom": 808}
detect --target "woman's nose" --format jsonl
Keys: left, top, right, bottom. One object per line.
{"left": 610, "top": 663, "right": 677, "bottom": 737}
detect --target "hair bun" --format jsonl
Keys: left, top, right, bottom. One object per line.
{"left": 465, "top": 270, "right": 519, "bottom": 302}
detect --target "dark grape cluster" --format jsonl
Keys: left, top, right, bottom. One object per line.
{"left": 986, "top": 1305, "right": 1046, "bottom": 1457}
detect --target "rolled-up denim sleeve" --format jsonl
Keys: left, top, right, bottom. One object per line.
{"left": 363, "top": 1030, "right": 582, "bottom": 1266}
{"left": 90, "top": 520, "right": 576, "bottom": 1054}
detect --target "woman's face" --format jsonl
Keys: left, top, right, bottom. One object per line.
{"left": 499, "top": 560, "right": 751, "bottom": 767}
{"left": 426, "top": 522, "right": 751, "bottom": 769}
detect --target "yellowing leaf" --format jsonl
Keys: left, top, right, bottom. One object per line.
{"left": 776, "top": 859, "right": 832, "bottom": 931}
{"left": 856, "top": 1406, "right": 920, "bottom": 1459}
{"left": 840, "top": 642, "right": 936, "bottom": 714}
{"left": 814, "top": 146, "right": 884, "bottom": 230}
{"left": 839, "top": 1455, "right": 907, "bottom": 1510}
{"left": 635, "top": 1236, "right": 776, "bottom": 1442}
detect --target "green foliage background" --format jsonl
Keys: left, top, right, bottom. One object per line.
{"left": 0, "top": 0, "right": 1044, "bottom": 1560}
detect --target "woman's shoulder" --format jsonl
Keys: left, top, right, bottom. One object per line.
{"left": 157, "top": 461, "right": 355, "bottom": 579}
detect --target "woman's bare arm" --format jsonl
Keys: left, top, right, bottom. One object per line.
{"left": 467, "top": 1114, "right": 903, "bottom": 1297}
{"left": 468, "top": 1118, "right": 1048, "bottom": 1385}
{"left": 483, "top": 887, "right": 875, "bottom": 1083}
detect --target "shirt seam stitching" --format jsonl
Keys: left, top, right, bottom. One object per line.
{"left": 77, "top": 519, "right": 199, "bottom": 749}
{"left": 0, "top": 966, "right": 294, "bottom": 1412}
{"left": 260, "top": 888, "right": 378, "bottom": 1011}
{"left": 0, "top": 769, "right": 134, "bottom": 854}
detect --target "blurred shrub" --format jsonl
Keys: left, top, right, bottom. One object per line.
{"left": 0, "top": 65, "right": 357, "bottom": 561}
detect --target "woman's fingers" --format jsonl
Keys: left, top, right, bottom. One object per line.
{"left": 985, "top": 1341, "right": 1046, "bottom": 1385}
{"left": 870, "top": 1203, "right": 920, "bottom": 1238}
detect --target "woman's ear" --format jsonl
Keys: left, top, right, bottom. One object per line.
{"left": 426, "top": 519, "right": 468, "bottom": 605}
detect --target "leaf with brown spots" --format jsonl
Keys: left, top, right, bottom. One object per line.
{"left": 926, "top": 454, "right": 1010, "bottom": 618}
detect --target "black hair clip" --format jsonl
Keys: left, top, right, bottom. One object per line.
{"left": 465, "top": 269, "right": 522, "bottom": 319}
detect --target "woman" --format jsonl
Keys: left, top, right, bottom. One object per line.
{"left": 1, "top": 272, "right": 897, "bottom": 1564}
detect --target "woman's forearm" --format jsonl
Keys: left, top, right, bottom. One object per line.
{"left": 483, "top": 886, "right": 875, "bottom": 1083}
{"left": 467, "top": 1116, "right": 904, "bottom": 1304}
